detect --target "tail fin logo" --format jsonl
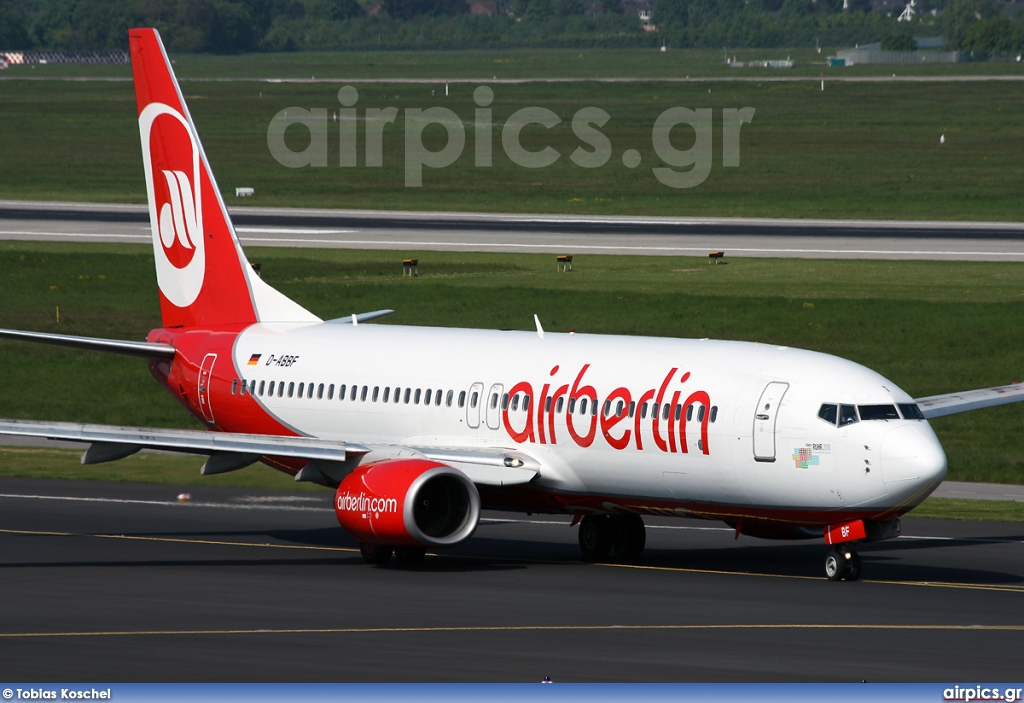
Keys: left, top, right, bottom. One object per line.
{"left": 139, "top": 102, "right": 206, "bottom": 309}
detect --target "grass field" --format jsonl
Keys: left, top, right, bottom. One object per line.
{"left": 2, "top": 242, "right": 1024, "bottom": 488}
{"left": 2, "top": 71, "right": 1024, "bottom": 219}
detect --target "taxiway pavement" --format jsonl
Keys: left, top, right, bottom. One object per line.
{"left": 1, "top": 477, "right": 1022, "bottom": 682}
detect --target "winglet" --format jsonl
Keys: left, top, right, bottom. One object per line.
{"left": 534, "top": 314, "right": 545, "bottom": 340}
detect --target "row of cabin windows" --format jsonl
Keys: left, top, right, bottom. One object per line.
{"left": 232, "top": 378, "right": 464, "bottom": 408}
{"left": 492, "top": 391, "right": 718, "bottom": 423}
{"left": 229, "top": 379, "right": 718, "bottom": 424}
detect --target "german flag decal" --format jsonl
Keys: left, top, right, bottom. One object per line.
{"left": 247, "top": 353, "right": 261, "bottom": 366}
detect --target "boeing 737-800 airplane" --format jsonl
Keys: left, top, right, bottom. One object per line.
{"left": 2, "top": 28, "right": 1023, "bottom": 580}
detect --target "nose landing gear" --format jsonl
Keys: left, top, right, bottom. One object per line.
{"left": 824, "top": 548, "right": 862, "bottom": 581}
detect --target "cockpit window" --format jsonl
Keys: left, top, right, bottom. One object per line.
{"left": 858, "top": 404, "right": 900, "bottom": 421}
{"left": 898, "top": 403, "right": 926, "bottom": 420}
{"left": 838, "top": 404, "right": 859, "bottom": 427}
{"left": 817, "top": 404, "right": 838, "bottom": 426}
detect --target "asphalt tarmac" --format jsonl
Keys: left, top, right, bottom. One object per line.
{"left": 1, "top": 476, "right": 1022, "bottom": 682}
{"left": 3, "top": 200, "right": 1024, "bottom": 260}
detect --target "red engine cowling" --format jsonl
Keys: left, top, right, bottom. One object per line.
{"left": 334, "top": 458, "right": 481, "bottom": 548}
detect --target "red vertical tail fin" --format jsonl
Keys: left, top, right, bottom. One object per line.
{"left": 129, "top": 28, "right": 319, "bottom": 329}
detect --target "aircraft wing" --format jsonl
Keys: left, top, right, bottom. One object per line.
{"left": 0, "top": 419, "right": 539, "bottom": 487}
{"left": 0, "top": 419, "right": 366, "bottom": 476}
{"left": 915, "top": 382, "right": 1024, "bottom": 419}
{"left": 409, "top": 446, "right": 539, "bottom": 486}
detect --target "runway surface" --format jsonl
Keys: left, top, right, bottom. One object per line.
{"left": 3, "top": 200, "right": 1024, "bottom": 260}
{"left": 1, "top": 476, "right": 1022, "bottom": 682}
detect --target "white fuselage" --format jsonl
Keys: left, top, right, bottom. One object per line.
{"left": 218, "top": 322, "right": 947, "bottom": 523}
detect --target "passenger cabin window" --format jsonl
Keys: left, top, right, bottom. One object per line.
{"left": 339, "top": 384, "right": 346, "bottom": 400}
{"left": 297, "top": 382, "right": 304, "bottom": 397}
{"left": 328, "top": 384, "right": 334, "bottom": 400}
{"left": 360, "top": 386, "right": 368, "bottom": 402}
{"left": 470, "top": 391, "right": 479, "bottom": 409}
{"left": 458, "top": 391, "right": 466, "bottom": 408}
{"left": 898, "top": 403, "right": 925, "bottom": 420}
{"left": 436, "top": 391, "right": 443, "bottom": 407}
{"left": 858, "top": 404, "right": 899, "bottom": 421}
{"left": 231, "top": 379, "right": 238, "bottom": 395}
{"left": 258, "top": 380, "right": 266, "bottom": 396}
{"left": 372, "top": 387, "right": 380, "bottom": 402}
{"left": 446, "top": 390, "right": 454, "bottom": 407}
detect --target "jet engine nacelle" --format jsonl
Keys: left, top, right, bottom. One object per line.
{"left": 334, "top": 458, "right": 481, "bottom": 547}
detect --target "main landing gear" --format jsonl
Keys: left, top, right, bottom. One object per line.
{"left": 578, "top": 514, "right": 646, "bottom": 561}
{"left": 824, "top": 547, "right": 861, "bottom": 581}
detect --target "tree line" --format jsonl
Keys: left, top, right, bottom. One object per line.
{"left": 1, "top": 0, "right": 1022, "bottom": 54}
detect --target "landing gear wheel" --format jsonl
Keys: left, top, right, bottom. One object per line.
{"left": 824, "top": 549, "right": 846, "bottom": 581}
{"left": 578, "top": 515, "right": 613, "bottom": 561}
{"left": 611, "top": 514, "right": 647, "bottom": 560}
{"left": 824, "top": 548, "right": 861, "bottom": 581}
{"left": 395, "top": 546, "right": 427, "bottom": 563}
{"left": 359, "top": 542, "right": 393, "bottom": 564}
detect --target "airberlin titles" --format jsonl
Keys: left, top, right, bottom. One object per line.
{"left": 503, "top": 364, "right": 712, "bottom": 455}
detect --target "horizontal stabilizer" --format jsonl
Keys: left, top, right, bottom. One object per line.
{"left": 326, "top": 310, "right": 396, "bottom": 325}
{"left": 916, "top": 382, "right": 1024, "bottom": 419}
{"left": 0, "top": 328, "right": 175, "bottom": 360}
{"left": 0, "top": 419, "right": 369, "bottom": 463}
